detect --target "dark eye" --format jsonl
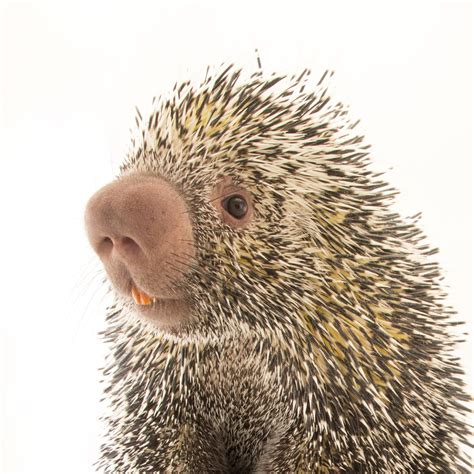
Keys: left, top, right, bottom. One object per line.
{"left": 223, "top": 195, "right": 248, "bottom": 219}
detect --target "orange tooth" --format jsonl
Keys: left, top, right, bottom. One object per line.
{"left": 131, "top": 285, "right": 152, "bottom": 305}
{"left": 140, "top": 292, "right": 152, "bottom": 305}
{"left": 131, "top": 286, "right": 141, "bottom": 304}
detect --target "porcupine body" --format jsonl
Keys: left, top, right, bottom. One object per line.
{"left": 91, "top": 65, "right": 471, "bottom": 472}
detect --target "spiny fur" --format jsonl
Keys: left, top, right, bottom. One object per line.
{"left": 96, "top": 64, "right": 472, "bottom": 472}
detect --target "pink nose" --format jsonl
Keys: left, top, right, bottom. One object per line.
{"left": 84, "top": 173, "right": 195, "bottom": 296}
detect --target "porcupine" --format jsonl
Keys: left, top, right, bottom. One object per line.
{"left": 84, "top": 64, "right": 472, "bottom": 473}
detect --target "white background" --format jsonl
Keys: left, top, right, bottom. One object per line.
{"left": 0, "top": 1, "right": 472, "bottom": 472}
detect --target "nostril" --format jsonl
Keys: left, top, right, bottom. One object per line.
{"left": 120, "top": 236, "right": 140, "bottom": 254}
{"left": 97, "top": 236, "right": 113, "bottom": 257}
{"left": 95, "top": 236, "right": 141, "bottom": 259}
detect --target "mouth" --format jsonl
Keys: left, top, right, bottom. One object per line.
{"left": 130, "top": 283, "right": 173, "bottom": 307}
{"left": 129, "top": 282, "right": 189, "bottom": 331}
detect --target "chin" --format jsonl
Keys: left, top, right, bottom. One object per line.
{"left": 131, "top": 298, "right": 190, "bottom": 333}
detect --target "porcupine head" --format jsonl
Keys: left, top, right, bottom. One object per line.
{"left": 84, "top": 64, "right": 471, "bottom": 473}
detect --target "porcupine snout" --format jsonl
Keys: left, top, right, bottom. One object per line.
{"left": 84, "top": 173, "right": 195, "bottom": 330}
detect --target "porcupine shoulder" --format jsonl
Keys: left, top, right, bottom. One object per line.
{"left": 85, "top": 65, "right": 472, "bottom": 473}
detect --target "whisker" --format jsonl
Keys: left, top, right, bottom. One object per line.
{"left": 73, "top": 268, "right": 105, "bottom": 305}
{"left": 209, "top": 190, "right": 242, "bottom": 204}
{"left": 73, "top": 280, "right": 110, "bottom": 342}
{"left": 176, "top": 191, "right": 239, "bottom": 215}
